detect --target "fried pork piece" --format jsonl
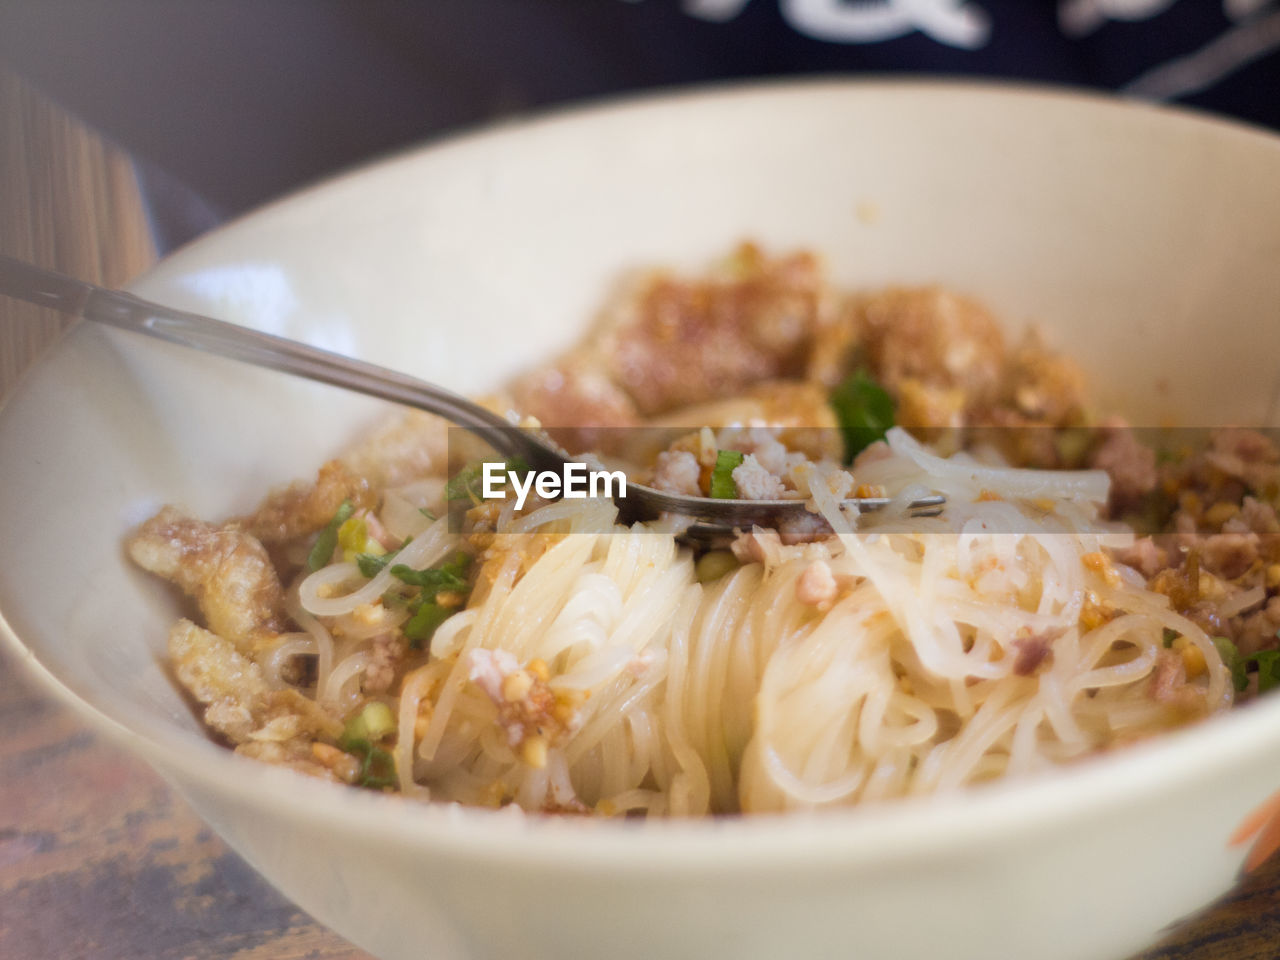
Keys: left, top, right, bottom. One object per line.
{"left": 128, "top": 506, "right": 285, "bottom": 656}
{"left": 504, "top": 354, "right": 641, "bottom": 453}
{"left": 995, "top": 331, "right": 1087, "bottom": 426}
{"left": 858, "top": 287, "right": 1006, "bottom": 414}
{"left": 805, "top": 295, "right": 861, "bottom": 389}
{"left": 341, "top": 409, "right": 449, "bottom": 490}
{"left": 169, "top": 619, "right": 341, "bottom": 751}
{"left": 241, "top": 459, "right": 375, "bottom": 546}
{"left": 590, "top": 244, "right": 829, "bottom": 416}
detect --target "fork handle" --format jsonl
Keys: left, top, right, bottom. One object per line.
{"left": 0, "top": 255, "right": 527, "bottom": 457}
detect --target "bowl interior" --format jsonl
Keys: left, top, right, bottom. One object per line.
{"left": 3, "top": 79, "right": 1280, "bottom": 841}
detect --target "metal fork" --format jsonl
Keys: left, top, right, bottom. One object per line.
{"left": 0, "top": 255, "right": 944, "bottom": 531}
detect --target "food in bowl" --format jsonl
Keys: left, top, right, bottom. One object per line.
{"left": 127, "top": 243, "right": 1278, "bottom": 817}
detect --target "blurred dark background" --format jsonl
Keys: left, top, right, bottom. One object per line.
{"left": 1, "top": 0, "right": 1278, "bottom": 254}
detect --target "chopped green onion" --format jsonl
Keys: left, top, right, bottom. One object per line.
{"left": 709, "top": 450, "right": 745, "bottom": 499}
{"left": 830, "top": 369, "right": 895, "bottom": 463}
{"left": 338, "top": 514, "right": 386, "bottom": 563}
{"left": 340, "top": 737, "right": 397, "bottom": 790}
{"left": 342, "top": 701, "right": 397, "bottom": 745}
{"left": 307, "top": 500, "right": 355, "bottom": 572}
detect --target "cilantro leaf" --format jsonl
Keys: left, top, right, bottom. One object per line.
{"left": 709, "top": 450, "right": 744, "bottom": 499}
{"left": 342, "top": 702, "right": 396, "bottom": 744}
{"left": 390, "top": 551, "right": 470, "bottom": 589}
{"left": 390, "top": 552, "right": 473, "bottom": 648}
{"left": 307, "top": 500, "right": 355, "bottom": 572}
{"left": 390, "top": 564, "right": 468, "bottom": 592}
{"left": 356, "top": 552, "right": 391, "bottom": 578}
{"left": 830, "top": 369, "right": 895, "bottom": 464}
{"left": 403, "top": 600, "right": 453, "bottom": 648}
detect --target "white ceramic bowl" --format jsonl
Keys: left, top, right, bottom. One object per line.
{"left": 4, "top": 80, "right": 1280, "bottom": 960}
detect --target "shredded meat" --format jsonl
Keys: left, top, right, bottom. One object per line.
{"left": 795, "top": 560, "right": 837, "bottom": 607}
{"left": 1237, "top": 597, "right": 1280, "bottom": 656}
{"left": 241, "top": 459, "right": 374, "bottom": 546}
{"left": 653, "top": 381, "right": 841, "bottom": 462}
{"left": 1111, "top": 537, "right": 1169, "bottom": 579}
{"left": 717, "top": 426, "right": 796, "bottom": 477}
{"left": 1200, "top": 532, "right": 1261, "bottom": 580}
{"left": 1011, "top": 629, "right": 1060, "bottom": 676}
{"left": 731, "top": 454, "right": 787, "bottom": 500}
{"left": 1206, "top": 429, "right": 1280, "bottom": 492}
{"left": 1236, "top": 497, "right": 1280, "bottom": 535}
{"left": 1089, "top": 418, "right": 1157, "bottom": 514}
{"left": 128, "top": 506, "right": 285, "bottom": 655}
{"left": 651, "top": 450, "right": 703, "bottom": 497}
{"left": 1148, "top": 649, "right": 1204, "bottom": 714}
{"left": 467, "top": 650, "right": 566, "bottom": 750}
{"left": 364, "top": 632, "right": 404, "bottom": 695}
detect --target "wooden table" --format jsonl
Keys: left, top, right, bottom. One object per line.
{"left": 2, "top": 66, "right": 1280, "bottom": 960}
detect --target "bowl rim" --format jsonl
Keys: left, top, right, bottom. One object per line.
{"left": 5, "top": 75, "right": 1280, "bottom": 871}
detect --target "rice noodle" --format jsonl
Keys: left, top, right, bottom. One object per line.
{"left": 326, "top": 441, "right": 1231, "bottom": 816}
{"left": 179, "top": 429, "right": 1233, "bottom": 817}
